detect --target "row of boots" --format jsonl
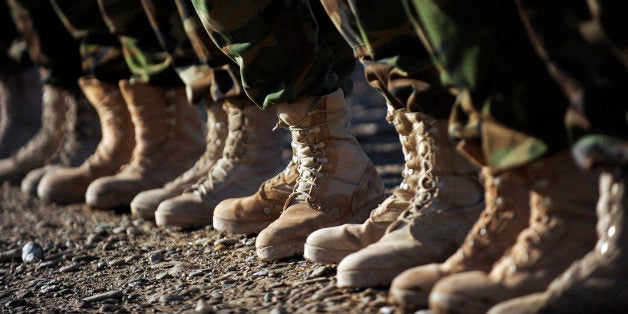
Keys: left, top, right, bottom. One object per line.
{"left": 206, "top": 97, "right": 624, "bottom": 312}
{"left": 2, "top": 69, "right": 623, "bottom": 313}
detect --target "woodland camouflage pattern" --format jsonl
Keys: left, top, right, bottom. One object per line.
{"left": 191, "top": 0, "right": 355, "bottom": 109}
{"left": 404, "top": 0, "right": 573, "bottom": 173}
{"left": 5, "top": 0, "right": 81, "bottom": 88}
{"left": 320, "top": 0, "right": 453, "bottom": 117}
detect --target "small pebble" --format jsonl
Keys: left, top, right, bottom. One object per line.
{"left": 59, "top": 264, "right": 79, "bottom": 273}
{"left": 379, "top": 306, "right": 394, "bottom": 314}
{"left": 126, "top": 227, "right": 139, "bottom": 236}
{"left": 214, "top": 238, "right": 238, "bottom": 246}
{"left": 195, "top": 299, "right": 212, "bottom": 314}
{"left": 148, "top": 252, "right": 164, "bottom": 264}
{"left": 159, "top": 294, "right": 183, "bottom": 304}
{"left": 21, "top": 242, "right": 44, "bottom": 263}
{"left": 156, "top": 272, "right": 172, "bottom": 280}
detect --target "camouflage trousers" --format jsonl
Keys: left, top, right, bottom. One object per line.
{"left": 190, "top": 0, "right": 355, "bottom": 109}
{"left": 515, "top": 0, "right": 628, "bottom": 168}
{"left": 403, "top": 0, "right": 574, "bottom": 173}
{"left": 320, "top": 0, "right": 453, "bottom": 118}
{"left": 0, "top": 0, "right": 26, "bottom": 76}
{"left": 53, "top": 0, "right": 196, "bottom": 86}
{"left": 4, "top": 0, "right": 82, "bottom": 88}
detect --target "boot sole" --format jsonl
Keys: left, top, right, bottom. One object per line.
{"left": 303, "top": 243, "right": 354, "bottom": 264}
{"left": 155, "top": 212, "right": 211, "bottom": 228}
{"left": 256, "top": 242, "right": 305, "bottom": 261}
{"left": 213, "top": 217, "right": 272, "bottom": 235}
{"left": 303, "top": 193, "right": 387, "bottom": 264}
{"left": 388, "top": 287, "right": 430, "bottom": 310}
{"left": 257, "top": 194, "right": 386, "bottom": 261}
{"left": 337, "top": 266, "right": 410, "bottom": 288}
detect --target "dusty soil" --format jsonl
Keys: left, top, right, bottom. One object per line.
{"left": 0, "top": 70, "right": 410, "bottom": 313}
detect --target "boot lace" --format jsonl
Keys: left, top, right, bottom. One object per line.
{"left": 164, "top": 119, "right": 224, "bottom": 189}
{"left": 386, "top": 120, "right": 438, "bottom": 231}
{"left": 278, "top": 106, "right": 344, "bottom": 209}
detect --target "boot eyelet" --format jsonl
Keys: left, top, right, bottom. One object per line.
{"left": 479, "top": 228, "right": 487, "bottom": 236}
{"left": 274, "top": 205, "right": 281, "bottom": 211}
{"left": 263, "top": 207, "right": 271, "bottom": 214}
{"left": 607, "top": 226, "right": 616, "bottom": 238}
{"left": 494, "top": 197, "right": 504, "bottom": 206}
{"left": 599, "top": 241, "right": 609, "bottom": 254}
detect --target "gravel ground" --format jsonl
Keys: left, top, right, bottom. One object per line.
{"left": 0, "top": 68, "right": 413, "bottom": 313}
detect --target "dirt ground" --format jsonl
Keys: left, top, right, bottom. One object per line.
{"left": 0, "top": 70, "right": 413, "bottom": 313}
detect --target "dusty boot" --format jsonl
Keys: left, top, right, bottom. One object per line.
{"left": 0, "top": 84, "right": 74, "bottom": 183}
{"left": 212, "top": 152, "right": 299, "bottom": 235}
{"left": 154, "top": 98, "right": 285, "bottom": 228}
{"left": 487, "top": 167, "right": 628, "bottom": 314}
{"left": 0, "top": 66, "right": 42, "bottom": 158}
{"left": 85, "top": 80, "right": 205, "bottom": 209}
{"left": 389, "top": 169, "right": 530, "bottom": 309}
{"left": 303, "top": 108, "right": 426, "bottom": 264}
{"left": 429, "top": 152, "right": 599, "bottom": 314}
{"left": 255, "top": 89, "right": 386, "bottom": 261}
{"left": 21, "top": 95, "right": 101, "bottom": 195}
{"left": 335, "top": 115, "right": 484, "bottom": 288}
{"left": 130, "top": 103, "right": 228, "bottom": 221}
{"left": 36, "top": 77, "right": 135, "bottom": 204}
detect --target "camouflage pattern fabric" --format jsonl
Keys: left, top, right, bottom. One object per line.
{"left": 144, "top": 0, "right": 243, "bottom": 105}
{"left": 5, "top": 0, "right": 82, "bottom": 88}
{"left": 51, "top": 0, "right": 130, "bottom": 85}
{"left": 191, "top": 0, "right": 355, "bottom": 109}
{"left": 405, "top": 0, "right": 572, "bottom": 173}
{"left": 0, "top": 0, "right": 27, "bottom": 75}
{"left": 515, "top": 0, "right": 628, "bottom": 168}
{"left": 97, "top": 0, "right": 185, "bottom": 86}
{"left": 320, "top": 0, "right": 453, "bottom": 117}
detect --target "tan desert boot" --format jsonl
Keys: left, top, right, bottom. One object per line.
{"left": 0, "top": 84, "right": 74, "bottom": 183}
{"left": 303, "top": 108, "right": 426, "bottom": 264}
{"left": 130, "top": 102, "right": 228, "bottom": 220}
{"left": 334, "top": 115, "right": 484, "bottom": 288}
{"left": 36, "top": 77, "right": 135, "bottom": 204}
{"left": 21, "top": 94, "right": 101, "bottom": 195}
{"left": 255, "top": 89, "right": 387, "bottom": 261}
{"left": 390, "top": 169, "right": 530, "bottom": 309}
{"left": 429, "top": 152, "right": 599, "bottom": 314}
{"left": 0, "top": 66, "right": 42, "bottom": 158}
{"left": 85, "top": 80, "right": 205, "bottom": 209}
{"left": 154, "top": 98, "right": 285, "bottom": 228}
{"left": 212, "top": 153, "right": 299, "bottom": 235}
{"left": 487, "top": 167, "right": 628, "bottom": 314}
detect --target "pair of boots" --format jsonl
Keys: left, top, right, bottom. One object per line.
{"left": 131, "top": 95, "right": 285, "bottom": 228}
{"left": 487, "top": 166, "right": 627, "bottom": 313}
{"left": 35, "top": 77, "right": 205, "bottom": 209}
{"left": 0, "top": 70, "right": 99, "bottom": 186}
{"left": 389, "top": 152, "right": 601, "bottom": 313}
{"left": 210, "top": 89, "right": 388, "bottom": 260}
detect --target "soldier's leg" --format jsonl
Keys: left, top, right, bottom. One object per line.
{"left": 81, "top": 0, "right": 205, "bottom": 209}
{"left": 0, "top": 0, "right": 41, "bottom": 158}
{"left": 0, "top": 0, "right": 90, "bottom": 184}
{"left": 488, "top": 2, "right": 628, "bottom": 312}
{"left": 302, "top": 0, "right": 483, "bottom": 293}
{"left": 191, "top": 0, "right": 386, "bottom": 260}
{"left": 399, "top": 1, "right": 598, "bottom": 313}
{"left": 133, "top": 0, "right": 284, "bottom": 228}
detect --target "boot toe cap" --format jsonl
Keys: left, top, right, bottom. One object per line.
{"left": 154, "top": 193, "right": 211, "bottom": 228}
{"left": 389, "top": 263, "right": 442, "bottom": 308}
{"left": 37, "top": 168, "right": 90, "bottom": 204}
{"left": 131, "top": 189, "right": 174, "bottom": 221}
{"left": 85, "top": 177, "right": 140, "bottom": 208}
{"left": 21, "top": 166, "right": 53, "bottom": 195}
{"left": 429, "top": 271, "right": 500, "bottom": 314}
